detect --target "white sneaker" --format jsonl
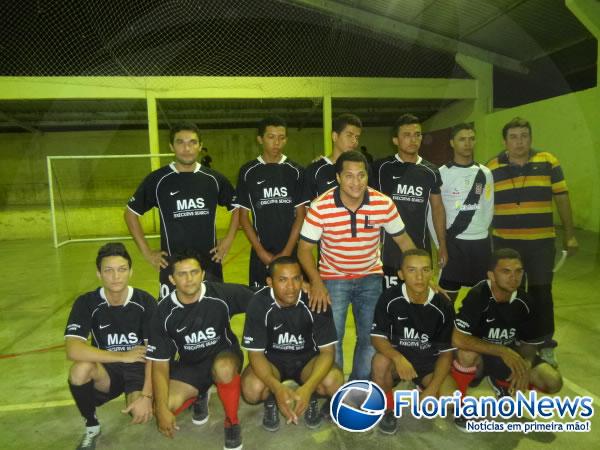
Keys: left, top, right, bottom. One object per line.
{"left": 76, "top": 425, "right": 100, "bottom": 450}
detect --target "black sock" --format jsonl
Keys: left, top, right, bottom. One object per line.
{"left": 69, "top": 380, "right": 99, "bottom": 427}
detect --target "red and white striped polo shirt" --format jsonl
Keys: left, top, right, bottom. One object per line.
{"left": 300, "top": 187, "right": 405, "bottom": 279}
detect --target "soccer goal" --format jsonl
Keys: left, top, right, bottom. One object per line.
{"left": 47, "top": 153, "right": 172, "bottom": 248}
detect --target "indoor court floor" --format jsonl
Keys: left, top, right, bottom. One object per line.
{"left": 1, "top": 229, "right": 599, "bottom": 449}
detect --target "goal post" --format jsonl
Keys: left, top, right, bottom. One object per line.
{"left": 47, "top": 153, "right": 172, "bottom": 248}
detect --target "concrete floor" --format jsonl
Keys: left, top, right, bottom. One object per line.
{"left": 1, "top": 229, "right": 599, "bottom": 449}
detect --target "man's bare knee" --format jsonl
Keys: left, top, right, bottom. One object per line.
{"left": 69, "top": 361, "right": 96, "bottom": 385}
{"left": 456, "top": 350, "right": 479, "bottom": 367}
{"left": 212, "top": 355, "right": 239, "bottom": 384}
{"left": 371, "top": 353, "right": 391, "bottom": 383}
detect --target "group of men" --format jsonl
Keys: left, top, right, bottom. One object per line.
{"left": 65, "top": 112, "right": 577, "bottom": 448}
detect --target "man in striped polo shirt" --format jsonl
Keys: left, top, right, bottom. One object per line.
{"left": 487, "top": 117, "right": 578, "bottom": 367}
{"left": 298, "top": 150, "right": 415, "bottom": 380}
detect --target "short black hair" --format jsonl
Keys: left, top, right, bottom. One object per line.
{"left": 335, "top": 150, "right": 368, "bottom": 175}
{"left": 502, "top": 117, "right": 532, "bottom": 140}
{"left": 169, "top": 122, "right": 201, "bottom": 145}
{"left": 258, "top": 116, "right": 287, "bottom": 136}
{"left": 392, "top": 114, "right": 421, "bottom": 136}
{"left": 96, "top": 242, "right": 132, "bottom": 270}
{"left": 333, "top": 113, "right": 362, "bottom": 134}
{"left": 268, "top": 256, "right": 301, "bottom": 278}
{"left": 489, "top": 248, "right": 523, "bottom": 271}
{"left": 450, "top": 123, "right": 475, "bottom": 139}
{"left": 400, "top": 248, "right": 432, "bottom": 268}
{"left": 169, "top": 250, "right": 207, "bottom": 274}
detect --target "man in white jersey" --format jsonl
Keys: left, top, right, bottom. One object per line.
{"left": 429, "top": 123, "right": 494, "bottom": 302}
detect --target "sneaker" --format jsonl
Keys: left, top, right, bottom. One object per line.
{"left": 320, "top": 398, "right": 332, "bottom": 422}
{"left": 76, "top": 425, "right": 100, "bottom": 450}
{"left": 378, "top": 411, "right": 397, "bottom": 435}
{"left": 262, "top": 396, "right": 280, "bottom": 432}
{"left": 224, "top": 419, "right": 242, "bottom": 450}
{"left": 304, "top": 395, "right": 322, "bottom": 429}
{"left": 454, "top": 417, "right": 470, "bottom": 432}
{"left": 488, "top": 377, "right": 510, "bottom": 399}
{"left": 469, "top": 374, "right": 486, "bottom": 388}
{"left": 192, "top": 391, "right": 210, "bottom": 425}
{"left": 539, "top": 347, "right": 558, "bottom": 368}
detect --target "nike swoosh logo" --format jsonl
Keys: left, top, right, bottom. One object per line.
{"left": 170, "top": 191, "right": 179, "bottom": 196}
{"left": 99, "top": 324, "right": 110, "bottom": 329}
{"left": 176, "top": 327, "right": 187, "bottom": 333}
{"left": 397, "top": 317, "right": 408, "bottom": 321}
{"left": 274, "top": 324, "right": 283, "bottom": 330}
{"left": 257, "top": 180, "right": 266, "bottom": 185}
{"left": 326, "top": 180, "right": 335, "bottom": 185}
{"left": 486, "top": 318, "right": 495, "bottom": 323}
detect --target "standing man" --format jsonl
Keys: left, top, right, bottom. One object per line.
{"left": 371, "top": 249, "right": 457, "bottom": 434}
{"left": 298, "top": 150, "right": 415, "bottom": 380}
{"left": 430, "top": 123, "right": 494, "bottom": 302}
{"left": 487, "top": 117, "right": 578, "bottom": 366}
{"left": 235, "top": 116, "right": 306, "bottom": 287}
{"left": 302, "top": 113, "right": 363, "bottom": 203}
{"left": 241, "top": 256, "right": 343, "bottom": 431}
{"left": 451, "top": 249, "right": 563, "bottom": 399}
{"left": 146, "top": 252, "right": 254, "bottom": 450}
{"left": 200, "top": 147, "right": 213, "bottom": 168}
{"left": 65, "top": 243, "right": 155, "bottom": 450}
{"left": 125, "top": 122, "right": 239, "bottom": 298}
{"left": 372, "top": 114, "right": 448, "bottom": 289}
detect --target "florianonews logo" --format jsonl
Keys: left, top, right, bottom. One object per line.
{"left": 330, "top": 380, "right": 386, "bottom": 432}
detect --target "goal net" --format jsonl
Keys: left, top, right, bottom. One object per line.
{"left": 47, "top": 153, "right": 172, "bottom": 247}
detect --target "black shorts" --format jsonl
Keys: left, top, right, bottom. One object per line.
{"left": 159, "top": 262, "right": 223, "bottom": 299}
{"left": 266, "top": 352, "right": 316, "bottom": 385}
{"left": 482, "top": 353, "right": 545, "bottom": 381}
{"left": 170, "top": 347, "right": 243, "bottom": 393}
{"left": 383, "top": 266, "right": 401, "bottom": 290}
{"left": 390, "top": 352, "right": 436, "bottom": 389}
{"left": 94, "top": 362, "right": 145, "bottom": 406}
{"left": 439, "top": 236, "right": 491, "bottom": 291}
{"left": 492, "top": 237, "right": 555, "bottom": 286}
{"left": 249, "top": 250, "right": 269, "bottom": 288}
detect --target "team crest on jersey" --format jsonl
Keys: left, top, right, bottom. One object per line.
{"left": 475, "top": 183, "right": 483, "bottom": 195}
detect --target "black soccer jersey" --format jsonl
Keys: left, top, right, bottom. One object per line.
{"left": 242, "top": 287, "right": 337, "bottom": 358}
{"left": 454, "top": 280, "right": 543, "bottom": 346}
{"left": 371, "top": 155, "right": 442, "bottom": 267}
{"left": 234, "top": 156, "right": 305, "bottom": 252}
{"left": 146, "top": 282, "right": 253, "bottom": 364}
{"left": 302, "top": 157, "right": 336, "bottom": 204}
{"left": 371, "top": 284, "right": 454, "bottom": 366}
{"left": 127, "top": 162, "right": 236, "bottom": 261}
{"left": 64, "top": 287, "right": 156, "bottom": 352}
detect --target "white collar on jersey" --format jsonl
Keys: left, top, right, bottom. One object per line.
{"left": 258, "top": 155, "right": 288, "bottom": 164}
{"left": 100, "top": 286, "right": 133, "bottom": 307}
{"left": 170, "top": 282, "right": 207, "bottom": 307}
{"left": 270, "top": 287, "right": 302, "bottom": 308}
{"left": 395, "top": 154, "right": 422, "bottom": 165}
{"left": 401, "top": 283, "right": 435, "bottom": 304}
{"left": 323, "top": 156, "right": 333, "bottom": 165}
{"left": 169, "top": 161, "right": 201, "bottom": 173}
{"left": 486, "top": 280, "right": 518, "bottom": 303}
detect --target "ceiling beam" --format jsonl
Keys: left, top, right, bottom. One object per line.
{"left": 280, "top": 0, "right": 528, "bottom": 74}
{"left": 0, "top": 111, "right": 41, "bottom": 134}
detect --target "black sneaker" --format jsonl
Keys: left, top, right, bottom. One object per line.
{"left": 76, "top": 426, "right": 101, "bottom": 450}
{"left": 469, "top": 374, "right": 486, "bottom": 388}
{"left": 192, "top": 391, "right": 210, "bottom": 425}
{"left": 488, "top": 377, "right": 511, "bottom": 399}
{"left": 224, "top": 419, "right": 242, "bottom": 450}
{"left": 262, "top": 396, "right": 280, "bottom": 432}
{"left": 378, "top": 411, "right": 397, "bottom": 435}
{"left": 320, "top": 398, "right": 332, "bottom": 422}
{"left": 454, "top": 417, "right": 470, "bottom": 432}
{"left": 304, "top": 395, "right": 322, "bottom": 429}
